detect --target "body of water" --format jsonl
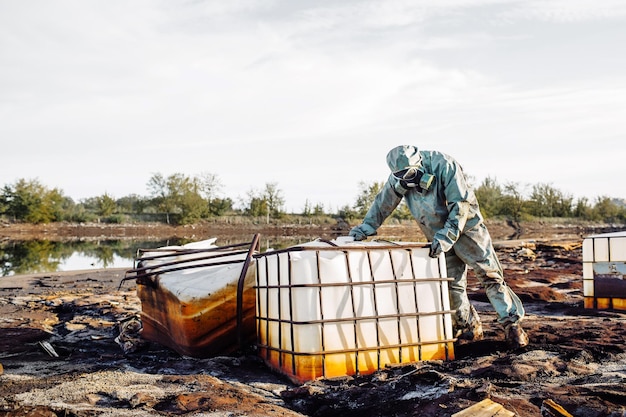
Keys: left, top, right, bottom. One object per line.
{"left": 0, "top": 238, "right": 184, "bottom": 277}
{"left": 46, "top": 252, "right": 135, "bottom": 273}
{"left": 0, "top": 235, "right": 318, "bottom": 277}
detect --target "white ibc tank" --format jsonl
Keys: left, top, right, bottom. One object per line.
{"left": 254, "top": 239, "right": 455, "bottom": 383}
{"left": 582, "top": 231, "right": 626, "bottom": 311}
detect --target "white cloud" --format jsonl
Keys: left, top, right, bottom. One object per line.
{"left": 1, "top": 0, "right": 625, "bottom": 212}
{"left": 506, "top": 0, "right": 626, "bottom": 22}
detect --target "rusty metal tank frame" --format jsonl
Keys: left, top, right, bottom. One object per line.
{"left": 121, "top": 234, "right": 262, "bottom": 351}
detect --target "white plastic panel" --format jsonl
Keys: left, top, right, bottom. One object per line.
{"left": 582, "top": 238, "right": 594, "bottom": 262}
{"left": 609, "top": 236, "right": 626, "bottom": 261}
{"left": 594, "top": 238, "right": 610, "bottom": 262}
{"left": 583, "top": 280, "right": 594, "bottom": 297}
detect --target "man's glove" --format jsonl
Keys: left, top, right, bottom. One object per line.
{"left": 429, "top": 239, "right": 443, "bottom": 258}
{"left": 349, "top": 225, "right": 369, "bottom": 241}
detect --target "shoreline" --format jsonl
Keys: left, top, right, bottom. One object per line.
{"left": 1, "top": 219, "right": 623, "bottom": 242}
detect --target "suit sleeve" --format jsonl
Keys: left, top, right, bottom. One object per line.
{"left": 432, "top": 159, "right": 471, "bottom": 252}
{"left": 360, "top": 176, "right": 404, "bottom": 236}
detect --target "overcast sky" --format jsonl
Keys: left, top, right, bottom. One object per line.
{"left": 1, "top": 0, "right": 625, "bottom": 213}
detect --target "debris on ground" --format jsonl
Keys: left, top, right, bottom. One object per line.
{"left": 0, "top": 226, "right": 625, "bottom": 416}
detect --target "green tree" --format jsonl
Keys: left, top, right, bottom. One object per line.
{"left": 499, "top": 182, "right": 527, "bottom": 222}
{"left": 146, "top": 172, "right": 211, "bottom": 224}
{"left": 207, "top": 197, "right": 233, "bottom": 216}
{"left": 63, "top": 199, "right": 95, "bottom": 223}
{"left": 263, "top": 182, "right": 285, "bottom": 217}
{"left": 178, "top": 188, "right": 207, "bottom": 224}
{"left": 337, "top": 204, "right": 359, "bottom": 221}
{"left": 0, "top": 186, "right": 9, "bottom": 216}
{"left": 147, "top": 173, "right": 178, "bottom": 224}
{"left": 312, "top": 203, "right": 325, "bottom": 216}
{"left": 302, "top": 199, "right": 313, "bottom": 216}
{"left": 591, "top": 196, "right": 622, "bottom": 222}
{"left": 573, "top": 197, "right": 593, "bottom": 220}
{"left": 354, "top": 181, "right": 383, "bottom": 216}
{"left": 117, "top": 194, "right": 150, "bottom": 214}
{"left": 197, "top": 172, "right": 226, "bottom": 216}
{"left": 475, "top": 176, "right": 503, "bottom": 218}
{"left": 302, "top": 200, "right": 326, "bottom": 216}
{"left": 350, "top": 180, "right": 412, "bottom": 221}
{"left": 197, "top": 172, "right": 222, "bottom": 201}
{"left": 242, "top": 183, "right": 285, "bottom": 222}
{"left": 244, "top": 189, "right": 269, "bottom": 217}
{"left": 96, "top": 193, "right": 117, "bottom": 219}
{"left": 1, "top": 179, "right": 65, "bottom": 224}
{"left": 527, "top": 183, "right": 573, "bottom": 218}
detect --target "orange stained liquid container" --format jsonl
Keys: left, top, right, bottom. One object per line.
{"left": 255, "top": 239, "right": 455, "bottom": 384}
{"left": 138, "top": 270, "right": 256, "bottom": 357}
{"left": 132, "top": 238, "right": 258, "bottom": 357}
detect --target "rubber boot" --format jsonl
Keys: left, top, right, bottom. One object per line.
{"left": 455, "top": 304, "right": 484, "bottom": 342}
{"left": 505, "top": 322, "right": 529, "bottom": 349}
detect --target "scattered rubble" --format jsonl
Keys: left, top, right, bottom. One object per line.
{"left": 0, "top": 227, "right": 625, "bottom": 416}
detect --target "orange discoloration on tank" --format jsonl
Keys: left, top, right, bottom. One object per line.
{"left": 138, "top": 271, "right": 256, "bottom": 358}
{"left": 258, "top": 341, "right": 454, "bottom": 384}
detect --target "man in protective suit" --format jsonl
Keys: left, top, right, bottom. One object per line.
{"left": 349, "top": 145, "right": 529, "bottom": 349}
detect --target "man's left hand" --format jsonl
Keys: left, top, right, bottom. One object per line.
{"left": 429, "top": 240, "right": 443, "bottom": 258}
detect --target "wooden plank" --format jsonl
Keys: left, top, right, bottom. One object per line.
{"left": 452, "top": 398, "right": 515, "bottom": 417}
{"left": 541, "top": 399, "right": 574, "bottom": 417}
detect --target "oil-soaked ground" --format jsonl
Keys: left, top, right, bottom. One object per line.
{"left": 0, "top": 226, "right": 625, "bottom": 417}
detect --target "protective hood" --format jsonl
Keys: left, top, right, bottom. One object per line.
{"left": 386, "top": 145, "right": 422, "bottom": 172}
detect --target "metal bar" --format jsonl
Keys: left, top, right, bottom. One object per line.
{"left": 316, "top": 250, "right": 326, "bottom": 379}
{"left": 288, "top": 250, "right": 296, "bottom": 377}
{"left": 367, "top": 249, "right": 382, "bottom": 372}
{"left": 257, "top": 310, "right": 457, "bottom": 325}
{"left": 408, "top": 249, "right": 422, "bottom": 361}
{"left": 123, "top": 258, "right": 247, "bottom": 284}
{"left": 278, "top": 252, "right": 285, "bottom": 370}
{"left": 436, "top": 253, "right": 454, "bottom": 359}
{"left": 255, "top": 252, "right": 264, "bottom": 359}
{"left": 263, "top": 255, "right": 271, "bottom": 361}
{"left": 237, "top": 233, "right": 261, "bottom": 349}
{"left": 253, "top": 242, "right": 431, "bottom": 257}
{"left": 345, "top": 250, "right": 359, "bottom": 376}
{"left": 137, "top": 241, "right": 252, "bottom": 260}
{"left": 128, "top": 249, "right": 250, "bottom": 275}
{"left": 258, "top": 253, "right": 274, "bottom": 361}
{"left": 388, "top": 248, "right": 402, "bottom": 363}
{"left": 253, "top": 277, "right": 453, "bottom": 289}
{"left": 255, "top": 337, "right": 458, "bottom": 356}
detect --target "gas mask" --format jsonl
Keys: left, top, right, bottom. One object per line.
{"left": 393, "top": 166, "right": 435, "bottom": 193}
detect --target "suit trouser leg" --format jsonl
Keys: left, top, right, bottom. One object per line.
{"left": 453, "top": 224, "right": 525, "bottom": 326}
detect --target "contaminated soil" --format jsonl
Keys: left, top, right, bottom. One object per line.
{"left": 0, "top": 221, "right": 625, "bottom": 417}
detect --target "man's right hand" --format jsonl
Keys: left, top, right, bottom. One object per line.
{"left": 349, "top": 225, "right": 368, "bottom": 241}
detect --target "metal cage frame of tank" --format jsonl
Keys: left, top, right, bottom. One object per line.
{"left": 582, "top": 231, "right": 626, "bottom": 311}
{"left": 253, "top": 240, "right": 456, "bottom": 383}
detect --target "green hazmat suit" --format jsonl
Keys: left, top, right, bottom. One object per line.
{"left": 350, "top": 145, "right": 525, "bottom": 332}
